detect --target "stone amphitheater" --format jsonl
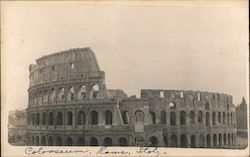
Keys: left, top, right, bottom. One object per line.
{"left": 26, "top": 47, "right": 237, "bottom": 148}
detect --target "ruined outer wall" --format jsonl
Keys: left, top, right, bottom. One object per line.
{"left": 25, "top": 47, "right": 237, "bottom": 148}
{"left": 28, "top": 48, "right": 108, "bottom": 106}
{"left": 29, "top": 47, "right": 101, "bottom": 87}
{"left": 26, "top": 48, "right": 114, "bottom": 146}
{"left": 140, "top": 89, "right": 237, "bottom": 147}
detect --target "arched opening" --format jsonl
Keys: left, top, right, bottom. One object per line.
{"left": 36, "top": 136, "right": 39, "bottom": 146}
{"left": 27, "top": 114, "right": 30, "bottom": 125}
{"left": 219, "top": 134, "right": 222, "bottom": 146}
{"left": 212, "top": 112, "right": 216, "bottom": 125}
{"left": 150, "top": 112, "right": 156, "bottom": 124}
{"left": 224, "top": 133, "right": 227, "bottom": 145}
{"left": 66, "top": 137, "right": 73, "bottom": 146}
{"left": 77, "top": 111, "right": 86, "bottom": 125}
{"left": 199, "top": 134, "right": 205, "bottom": 148}
{"left": 206, "top": 112, "right": 210, "bottom": 126}
{"left": 70, "top": 62, "right": 74, "bottom": 69}
{"left": 227, "top": 112, "right": 230, "bottom": 126}
{"left": 41, "top": 136, "right": 46, "bottom": 146}
{"left": 48, "top": 137, "right": 53, "bottom": 146}
{"left": 32, "top": 114, "right": 35, "bottom": 125}
{"left": 77, "top": 137, "right": 85, "bottom": 146}
{"left": 191, "top": 135, "right": 196, "bottom": 148}
{"left": 160, "top": 91, "right": 164, "bottom": 98}
{"left": 55, "top": 137, "right": 62, "bottom": 146}
{"left": 223, "top": 112, "right": 226, "bottom": 125}
{"left": 56, "top": 112, "right": 63, "bottom": 125}
{"left": 213, "top": 134, "right": 217, "bottom": 147}
{"left": 231, "top": 133, "right": 234, "bottom": 145}
{"left": 42, "top": 112, "right": 46, "bottom": 125}
{"left": 160, "top": 111, "right": 166, "bottom": 124}
{"left": 164, "top": 136, "right": 168, "bottom": 147}
{"left": 105, "top": 110, "right": 112, "bottom": 125}
{"left": 189, "top": 111, "right": 195, "bottom": 124}
{"left": 90, "top": 137, "right": 98, "bottom": 146}
{"left": 169, "top": 102, "right": 176, "bottom": 109}
{"left": 48, "top": 112, "right": 54, "bottom": 125}
{"left": 206, "top": 134, "right": 211, "bottom": 148}
{"left": 218, "top": 112, "right": 221, "bottom": 124}
{"left": 32, "top": 136, "right": 35, "bottom": 146}
{"left": 50, "top": 88, "right": 56, "bottom": 102}
{"left": 27, "top": 114, "right": 32, "bottom": 125}
{"left": 36, "top": 113, "right": 40, "bottom": 125}
{"left": 68, "top": 86, "right": 75, "bottom": 101}
{"left": 104, "top": 137, "right": 113, "bottom": 146}
{"left": 91, "top": 84, "right": 99, "bottom": 99}
{"left": 198, "top": 93, "right": 201, "bottom": 101}
{"left": 205, "top": 103, "right": 210, "bottom": 110}
{"left": 180, "top": 91, "right": 184, "bottom": 98}
{"left": 78, "top": 85, "right": 86, "bottom": 100}
{"left": 89, "top": 111, "right": 98, "bottom": 125}
{"left": 43, "top": 90, "right": 48, "bottom": 103}
{"left": 230, "top": 112, "right": 233, "bottom": 125}
{"left": 58, "top": 87, "right": 65, "bottom": 101}
{"left": 149, "top": 136, "right": 158, "bottom": 147}
{"left": 180, "top": 134, "right": 188, "bottom": 148}
{"left": 198, "top": 111, "right": 203, "bottom": 124}
{"left": 119, "top": 137, "right": 128, "bottom": 146}
{"left": 170, "top": 112, "right": 176, "bottom": 126}
{"left": 228, "top": 133, "right": 231, "bottom": 145}
{"left": 170, "top": 135, "right": 177, "bottom": 147}
{"left": 122, "top": 111, "right": 129, "bottom": 124}
{"left": 180, "top": 111, "right": 186, "bottom": 125}
{"left": 67, "top": 111, "right": 73, "bottom": 125}
{"left": 135, "top": 110, "right": 144, "bottom": 124}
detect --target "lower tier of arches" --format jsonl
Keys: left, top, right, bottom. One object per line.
{"left": 26, "top": 131, "right": 237, "bottom": 148}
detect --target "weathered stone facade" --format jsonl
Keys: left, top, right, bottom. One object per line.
{"left": 26, "top": 47, "right": 237, "bottom": 148}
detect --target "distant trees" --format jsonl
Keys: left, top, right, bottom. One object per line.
{"left": 8, "top": 110, "right": 27, "bottom": 145}
{"left": 8, "top": 110, "right": 27, "bottom": 127}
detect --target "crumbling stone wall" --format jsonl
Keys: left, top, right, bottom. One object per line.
{"left": 26, "top": 48, "right": 237, "bottom": 148}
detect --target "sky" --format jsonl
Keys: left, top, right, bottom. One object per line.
{"left": 1, "top": 1, "right": 249, "bottom": 111}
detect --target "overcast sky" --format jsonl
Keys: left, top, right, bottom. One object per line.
{"left": 2, "top": 1, "right": 248, "bottom": 111}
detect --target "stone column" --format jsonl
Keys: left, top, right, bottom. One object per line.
{"left": 73, "top": 109, "right": 77, "bottom": 128}
{"left": 177, "top": 134, "right": 180, "bottom": 148}
{"left": 209, "top": 111, "right": 212, "bottom": 127}
{"left": 176, "top": 111, "right": 180, "bottom": 126}
{"left": 144, "top": 106, "right": 150, "bottom": 125}
{"left": 53, "top": 110, "right": 56, "bottom": 129}
{"left": 210, "top": 134, "right": 214, "bottom": 148}
{"left": 98, "top": 107, "right": 103, "bottom": 126}
{"left": 86, "top": 111, "right": 90, "bottom": 127}
{"left": 187, "top": 135, "right": 191, "bottom": 148}
{"left": 113, "top": 106, "right": 118, "bottom": 125}
{"left": 63, "top": 110, "right": 66, "bottom": 129}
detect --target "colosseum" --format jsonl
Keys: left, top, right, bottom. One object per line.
{"left": 26, "top": 47, "right": 237, "bottom": 148}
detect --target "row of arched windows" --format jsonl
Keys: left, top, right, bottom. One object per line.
{"left": 169, "top": 111, "right": 235, "bottom": 126}
{"left": 29, "top": 132, "right": 236, "bottom": 147}
{"left": 29, "top": 84, "right": 100, "bottom": 106}
{"left": 28, "top": 110, "right": 113, "bottom": 126}
{"left": 169, "top": 102, "right": 232, "bottom": 111}
{"left": 28, "top": 110, "right": 235, "bottom": 127}
{"left": 135, "top": 110, "right": 167, "bottom": 124}
{"left": 167, "top": 132, "right": 236, "bottom": 148}
{"left": 158, "top": 91, "right": 231, "bottom": 102}
{"left": 29, "top": 136, "right": 128, "bottom": 146}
